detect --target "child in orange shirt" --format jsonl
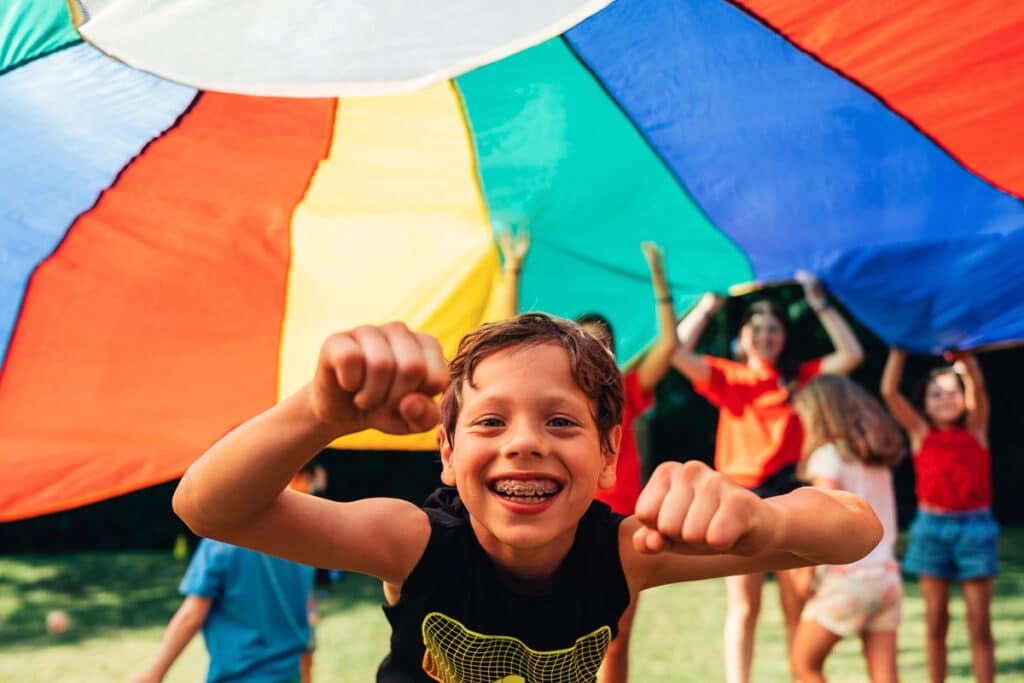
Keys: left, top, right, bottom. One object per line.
{"left": 672, "top": 273, "right": 864, "bottom": 683}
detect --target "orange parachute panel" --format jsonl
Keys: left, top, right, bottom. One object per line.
{"left": 0, "top": 94, "right": 335, "bottom": 521}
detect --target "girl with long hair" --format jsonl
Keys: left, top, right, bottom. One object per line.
{"left": 790, "top": 375, "right": 905, "bottom": 683}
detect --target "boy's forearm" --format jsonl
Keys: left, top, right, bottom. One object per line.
{"left": 174, "top": 386, "right": 343, "bottom": 535}
{"left": 146, "top": 624, "right": 197, "bottom": 677}
{"left": 767, "top": 487, "right": 881, "bottom": 566}
{"left": 143, "top": 599, "right": 208, "bottom": 680}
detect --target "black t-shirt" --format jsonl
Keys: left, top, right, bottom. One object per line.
{"left": 378, "top": 487, "right": 630, "bottom": 683}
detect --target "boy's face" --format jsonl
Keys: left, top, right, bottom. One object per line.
{"left": 439, "top": 342, "right": 620, "bottom": 559}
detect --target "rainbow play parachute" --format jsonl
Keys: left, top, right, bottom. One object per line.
{"left": 1, "top": 0, "right": 1022, "bottom": 521}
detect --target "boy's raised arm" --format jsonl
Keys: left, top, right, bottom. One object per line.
{"left": 620, "top": 461, "right": 882, "bottom": 591}
{"left": 173, "top": 323, "right": 448, "bottom": 583}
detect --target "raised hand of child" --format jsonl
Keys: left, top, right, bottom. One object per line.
{"left": 697, "top": 292, "right": 726, "bottom": 316}
{"left": 794, "top": 270, "right": 828, "bottom": 311}
{"left": 311, "top": 322, "right": 448, "bottom": 436}
{"left": 496, "top": 226, "right": 530, "bottom": 272}
{"left": 632, "top": 461, "right": 776, "bottom": 556}
{"left": 641, "top": 241, "right": 666, "bottom": 279}
{"left": 943, "top": 349, "right": 977, "bottom": 375}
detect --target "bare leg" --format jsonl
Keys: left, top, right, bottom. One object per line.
{"left": 861, "top": 630, "right": 899, "bottom": 683}
{"left": 598, "top": 596, "right": 638, "bottom": 683}
{"left": 919, "top": 577, "right": 951, "bottom": 683}
{"left": 789, "top": 619, "right": 841, "bottom": 683}
{"left": 961, "top": 578, "right": 995, "bottom": 683}
{"left": 776, "top": 569, "right": 809, "bottom": 653}
{"left": 724, "top": 572, "right": 765, "bottom": 683}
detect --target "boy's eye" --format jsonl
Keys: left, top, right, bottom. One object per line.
{"left": 548, "top": 417, "right": 578, "bottom": 428}
{"left": 477, "top": 417, "right": 504, "bottom": 428}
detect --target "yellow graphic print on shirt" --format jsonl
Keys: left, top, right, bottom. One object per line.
{"left": 420, "top": 611, "right": 611, "bottom": 683}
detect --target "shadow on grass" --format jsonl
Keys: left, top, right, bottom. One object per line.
{"left": 0, "top": 551, "right": 188, "bottom": 650}
{"left": 0, "top": 551, "right": 385, "bottom": 652}
{"left": 947, "top": 656, "right": 1024, "bottom": 678}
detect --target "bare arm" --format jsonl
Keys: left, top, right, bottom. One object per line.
{"left": 790, "top": 475, "right": 840, "bottom": 599}
{"left": 669, "top": 294, "right": 723, "bottom": 387}
{"left": 487, "top": 227, "right": 529, "bottom": 321}
{"left": 635, "top": 242, "right": 679, "bottom": 392}
{"left": 676, "top": 293, "right": 724, "bottom": 354}
{"left": 796, "top": 271, "right": 863, "bottom": 375}
{"left": 620, "top": 461, "right": 881, "bottom": 591}
{"left": 951, "top": 351, "right": 990, "bottom": 446}
{"left": 880, "top": 348, "right": 929, "bottom": 448}
{"left": 173, "top": 323, "right": 447, "bottom": 584}
{"left": 131, "top": 596, "right": 211, "bottom": 683}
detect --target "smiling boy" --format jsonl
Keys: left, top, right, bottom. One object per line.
{"left": 174, "top": 314, "right": 881, "bottom": 682}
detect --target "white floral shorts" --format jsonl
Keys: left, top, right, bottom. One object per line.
{"left": 802, "top": 563, "right": 902, "bottom": 637}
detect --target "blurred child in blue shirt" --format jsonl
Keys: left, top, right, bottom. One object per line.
{"left": 132, "top": 470, "right": 318, "bottom": 683}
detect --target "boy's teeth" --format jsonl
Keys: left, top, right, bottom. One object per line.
{"left": 493, "top": 478, "right": 559, "bottom": 497}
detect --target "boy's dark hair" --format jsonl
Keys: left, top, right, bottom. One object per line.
{"left": 440, "top": 313, "right": 624, "bottom": 454}
{"left": 740, "top": 299, "right": 799, "bottom": 384}
{"left": 913, "top": 366, "right": 967, "bottom": 426}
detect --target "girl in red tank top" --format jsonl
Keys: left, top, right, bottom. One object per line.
{"left": 881, "top": 349, "right": 997, "bottom": 683}
{"left": 914, "top": 425, "right": 992, "bottom": 512}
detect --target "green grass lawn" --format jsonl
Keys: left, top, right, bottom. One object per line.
{"left": 2, "top": 528, "right": 1022, "bottom": 682}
